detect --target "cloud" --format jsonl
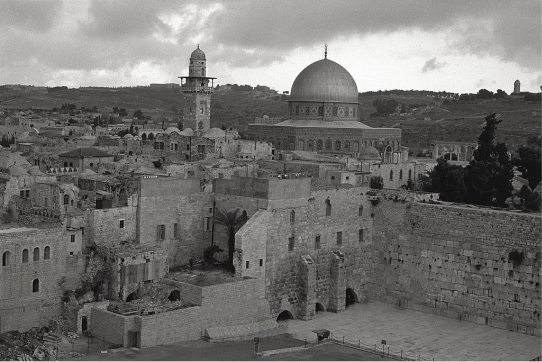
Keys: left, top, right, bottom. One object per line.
{"left": 422, "top": 57, "right": 447, "bottom": 72}
{"left": 0, "top": 0, "right": 63, "bottom": 32}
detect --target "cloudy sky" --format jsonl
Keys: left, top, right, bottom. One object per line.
{"left": 0, "top": 0, "right": 540, "bottom": 94}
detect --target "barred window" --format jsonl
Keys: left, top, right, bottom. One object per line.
{"left": 336, "top": 232, "right": 342, "bottom": 246}
{"left": 157, "top": 225, "right": 166, "bottom": 240}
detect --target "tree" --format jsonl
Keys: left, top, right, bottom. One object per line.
{"left": 495, "top": 89, "right": 507, "bottom": 99}
{"left": 133, "top": 109, "right": 144, "bottom": 119}
{"left": 371, "top": 99, "right": 399, "bottom": 116}
{"left": 513, "top": 147, "right": 541, "bottom": 189}
{"left": 477, "top": 89, "right": 494, "bottom": 99}
{"left": 464, "top": 113, "right": 513, "bottom": 207}
{"left": 214, "top": 208, "right": 248, "bottom": 271}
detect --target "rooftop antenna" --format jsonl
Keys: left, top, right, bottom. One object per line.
{"left": 324, "top": 44, "right": 327, "bottom": 59}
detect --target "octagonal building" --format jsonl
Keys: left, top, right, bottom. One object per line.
{"left": 247, "top": 54, "right": 402, "bottom": 161}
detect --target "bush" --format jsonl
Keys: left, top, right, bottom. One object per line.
{"left": 508, "top": 250, "right": 525, "bottom": 267}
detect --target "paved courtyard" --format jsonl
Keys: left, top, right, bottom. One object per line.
{"left": 279, "top": 301, "right": 542, "bottom": 361}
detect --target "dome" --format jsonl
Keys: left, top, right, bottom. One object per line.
{"left": 179, "top": 128, "right": 194, "bottom": 136}
{"left": 358, "top": 146, "right": 381, "bottom": 160}
{"left": 290, "top": 58, "right": 358, "bottom": 103}
{"left": 28, "top": 166, "right": 45, "bottom": 176}
{"left": 191, "top": 46, "right": 206, "bottom": 59}
{"left": 204, "top": 127, "right": 225, "bottom": 138}
{"left": 164, "top": 127, "right": 182, "bottom": 135}
{"left": 123, "top": 133, "right": 134, "bottom": 139}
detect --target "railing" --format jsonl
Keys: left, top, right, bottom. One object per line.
{"left": 329, "top": 332, "right": 426, "bottom": 361}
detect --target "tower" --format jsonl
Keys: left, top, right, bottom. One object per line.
{"left": 179, "top": 46, "right": 216, "bottom": 135}
{"left": 514, "top": 79, "right": 520, "bottom": 94}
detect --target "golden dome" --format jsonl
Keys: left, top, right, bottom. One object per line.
{"left": 290, "top": 59, "right": 358, "bottom": 103}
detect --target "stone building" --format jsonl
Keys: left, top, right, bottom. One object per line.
{"left": 247, "top": 52, "right": 401, "bottom": 158}
{"left": 58, "top": 147, "right": 115, "bottom": 170}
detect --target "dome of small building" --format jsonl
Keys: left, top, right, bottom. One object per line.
{"left": 204, "top": 127, "right": 225, "bottom": 138}
{"left": 191, "top": 45, "right": 206, "bottom": 59}
{"left": 164, "top": 127, "right": 182, "bottom": 135}
{"left": 123, "top": 133, "right": 134, "bottom": 139}
{"left": 358, "top": 146, "right": 381, "bottom": 160}
{"left": 180, "top": 128, "right": 194, "bottom": 136}
{"left": 290, "top": 58, "right": 358, "bottom": 103}
{"left": 28, "top": 166, "right": 45, "bottom": 176}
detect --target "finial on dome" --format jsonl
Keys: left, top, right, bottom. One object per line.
{"left": 324, "top": 44, "right": 327, "bottom": 59}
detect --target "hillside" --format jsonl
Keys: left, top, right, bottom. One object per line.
{"left": 0, "top": 87, "right": 539, "bottom": 152}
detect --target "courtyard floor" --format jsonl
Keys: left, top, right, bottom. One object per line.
{"left": 63, "top": 301, "right": 541, "bottom": 361}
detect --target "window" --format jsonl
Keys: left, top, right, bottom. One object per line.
{"left": 358, "top": 206, "right": 364, "bottom": 216}
{"left": 399, "top": 170, "right": 403, "bottom": 180}
{"left": 25, "top": 190, "right": 30, "bottom": 198}
{"left": 259, "top": 259, "right": 263, "bottom": 267}
{"left": 70, "top": 252, "right": 74, "bottom": 255}
{"left": 315, "top": 235, "right": 321, "bottom": 250}
{"left": 209, "top": 207, "right": 213, "bottom": 213}
{"left": 119, "top": 219, "right": 125, "bottom": 228}
{"left": 22, "top": 249, "right": 29, "bottom": 263}
{"left": 173, "top": 223, "right": 179, "bottom": 238}
{"left": 325, "top": 199, "right": 331, "bottom": 216}
{"left": 389, "top": 170, "right": 393, "bottom": 181}
{"left": 44, "top": 246, "right": 50, "bottom": 260}
{"left": 288, "top": 236, "right": 295, "bottom": 251}
{"left": 408, "top": 169, "right": 412, "bottom": 180}
{"left": 63, "top": 195, "right": 69, "bottom": 205}
{"left": 2, "top": 251, "right": 11, "bottom": 266}
{"left": 81, "top": 227, "right": 85, "bottom": 236}
{"left": 44, "top": 198, "right": 48, "bottom": 208}
{"left": 157, "top": 225, "right": 165, "bottom": 240}
{"left": 203, "top": 218, "right": 210, "bottom": 231}
{"left": 90, "top": 163, "right": 94, "bottom": 167}
{"left": 359, "top": 229, "right": 364, "bottom": 243}
{"left": 70, "top": 235, "right": 75, "bottom": 243}
{"left": 336, "top": 232, "right": 342, "bottom": 246}
{"left": 32, "top": 279, "right": 39, "bottom": 293}
{"left": 33, "top": 247, "right": 40, "bottom": 261}
{"left": 20, "top": 190, "right": 25, "bottom": 198}
{"left": 335, "top": 140, "right": 341, "bottom": 150}
{"left": 289, "top": 210, "right": 295, "bottom": 224}
{"left": 245, "top": 261, "right": 250, "bottom": 269}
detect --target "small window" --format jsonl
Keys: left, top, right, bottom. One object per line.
{"left": 157, "top": 225, "right": 166, "bottom": 240}
{"left": 359, "top": 229, "right": 364, "bottom": 243}
{"left": 32, "top": 279, "right": 39, "bottom": 293}
{"left": 209, "top": 207, "right": 213, "bottom": 213}
{"left": 315, "top": 235, "right": 321, "bottom": 250}
{"left": 22, "top": 249, "right": 29, "bottom": 263}
{"left": 203, "top": 217, "right": 210, "bottom": 231}
{"left": 289, "top": 210, "right": 295, "bottom": 224}
{"left": 325, "top": 199, "right": 331, "bottom": 216}
{"left": 81, "top": 227, "right": 85, "bottom": 236}
{"left": 44, "top": 246, "right": 50, "bottom": 260}
{"left": 33, "top": 247, "right": 40, "bottom": 261}
{"left": 246, "top": 261, "right": 250, "bottom": 269}
{"left": 20, "top": 190, "right": 25, "bottom": 198}
{"left": 358, "top": 205, "right": 363, "bottom": 216}
{"left": 70, "top": 251, "right": 74, "bottom": 255}
{"left": 336, "top": 232, "right": 342, "bottom": 246}
{"left": 2, "top": 251, "right": 11, "bottom": 266}
{"left": 259, "top": 259, "right": 263, "bottom": 267}
{"left": 90, "top": 163, "right": 94, "bottom": 167}
{"left": 63, "top": 195, "right": 69, "bottom": 205}
{"left": 389, "top": 170, "right": 393, "bottom": 181}
{"left": 44, "top": 198, "right": 48, "bottom": 208}
{"left": 119, "top": 219, "right": 125, "bottom": 228}
{"left": 70, "top": 235, "right": 75, "bottom": 243}
{"left": 25, "top": 190, "right": 30, "bottom": 198}
{"left": 173, "top": 223, "right": 179, "bottom": 238}
{"left": 288, "top": 236, "right": 295, "bottom": 251}
{"left": 399, "top": 170, "right": 403, "bottom": 180}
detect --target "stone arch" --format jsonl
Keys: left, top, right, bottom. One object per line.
{"left": 325, "top": 139, "right": 332, "bottom": 151}
{"left": 325, "top": 199, "right": 331, "bottom": 216}
{"left": 44, "top": 246, "right": 50, "bottom": 260}
{"left": 22, "top": 249, "right": 29, "bottom": 263}
{"left": 344, "top": 140, "right": 350, "bottom": 151}
{"left": 63, "top": 161, "right": 68, "bottom": 167}
{"left": 335, "top": 140, "right": 341, "bottom": 151}
{"left": 2, "top": 251, "right": 11, "bottom": 266}
{"left": 346, "top": 288, "right": 358, "bottom": 307}
{"left": 141, "top": 133, "right": 147, "bottom": 141}
{"left": 315, "top": 303, "right": 326, "bottom": 313}
{"left": 307, "top": 139, "right": 314, "bottom": 151}
{"left": 353, "top": 141, "right": 359, "bottom": 152}
{"left": 32, "top": 278, "right": 40, "bottom": 293}
{"left": 298, "top": 139, "right": 305, "bottom": 150}
{"left": 148, "top": 133, "right": 154, "bottom": 141}
{"left": 168, "top": 290, "right": 181, "bottom": 302}
{"left": 33, "top": 247, "right": 40, "bottom": 261}
{"left": 126, "top": 292, "right": 138, "bottom": 302}
{"left": 316, "top": 140, "right": 323, "bottom": 151}
{"left": 383, "top": 145, "right": 393, "bottom": 163}
{"left": 276, "top": 310, "right": 294, "bottom": 321}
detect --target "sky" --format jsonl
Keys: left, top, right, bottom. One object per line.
{"left": 0, "top": 0, "right": 540, "bottom": 94}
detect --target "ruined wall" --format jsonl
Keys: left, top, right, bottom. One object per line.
{"left": 89, "top": 196, "right": 137, "bottom": 247}
{"left": 137, "top": 178, "right": 213, "bottom": 267}
{"left": 0, "top": 225, "right": 66, "bottom": 332}
{"left": 372, "top": 194, "right": 541, "bottom": 336}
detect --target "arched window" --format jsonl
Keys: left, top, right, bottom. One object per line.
{"left": 316, "top": 140, "right": 323, "bottom": 150}
{"left": 353, "top": 141, "right": 359, "bottom": 152}
{"left": 389, "top": 170, "right": 393, "bottom": 181}
{"left": 399, "top": 170, "right": 403, "bottom": 180}
{"left": 307, "top": 140, "right": 314, "bottom": 151}
{"left": 325, "top": 199, "right": 331, "bottom": 216}
{"left": 63, "top": 195, "right": 69, "bottom": 205}
{"left": 141, "top": 133, "right": 147, "bottom": 141}
{"left": 148, "top": 133, "right": 154, "bottom": 140}
{"left": 298, "top": 140, "right": 305, "bottom": 150}
{"left": 326, "top": 140, "right": 332, "bottom": 150}
{"left": 63, "top": 162, "right": 68, "bottom": 167}
{"left": 22, "top": 249, "right": 29, "bottom": 263}
{"left": 44, "top": 246, "right": 50, "bottom": 260}
{"left": 344, "top": 141, "right": 350, "bottom": 150}
{"left": 33, "top": 247, "right": 40, "bottom": 262}
{"left": 290, "top": 210, "right": 295, "bottom": 224}
{"left": 32, "top": 279, "right": 39, "bottom": 293}
{"left": 2, "top": 251, "right": 11, "bottom": 266}
{"left": 335, "top": 141, "right": 341, "bottom": 151}
{"left": 358, "top": 205, "right": 363, "bottom": 216}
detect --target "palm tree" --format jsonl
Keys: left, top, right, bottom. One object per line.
{"left": 214, "top": 208, "right": 248, "bottom": 270}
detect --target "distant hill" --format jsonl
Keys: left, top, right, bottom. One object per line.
{"left": 0, "top": 86, "right": 539, "bottom": 153}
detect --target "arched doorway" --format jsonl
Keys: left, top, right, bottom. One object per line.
{"left": 315, "top": 303, "right": 325, "bottom": 313}
{"left": 168, "top": 290, "right": 181, "bottom": 302}
{"left": 346, "top": 288, "right": 358, "bottom": 307}
{"left": 126, "top": 292, "right": 138, "bottom": 302}
{"left": 276, "top": 310, "right": 294, "bottom": 321}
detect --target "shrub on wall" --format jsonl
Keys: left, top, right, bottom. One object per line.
{"left": 508, "top": 250, "right": 525, "bottom": 267}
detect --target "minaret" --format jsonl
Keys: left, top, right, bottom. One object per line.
{"left": 179, "top": 45, "right": 216, "bottom": 135}
{"left": 513, "top": 80, "right": 520, "bottom": 94}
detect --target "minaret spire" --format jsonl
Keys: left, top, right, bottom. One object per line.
{"left": 324, "top": 44, "right": 327, "bottom": 59}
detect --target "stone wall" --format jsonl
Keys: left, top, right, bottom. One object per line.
{"left": 371, "top": 194, "right": 541, "bottom": 336}
{"left": 89, "top": 197, "right": 137, "bottom": 247}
